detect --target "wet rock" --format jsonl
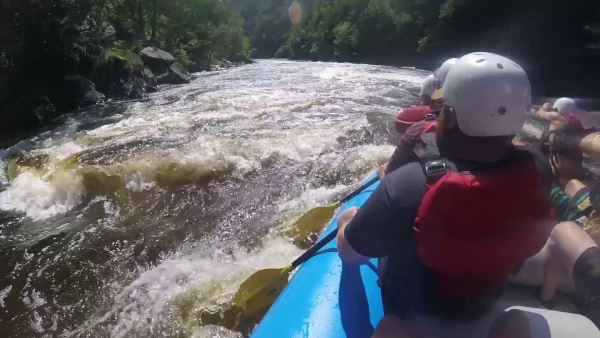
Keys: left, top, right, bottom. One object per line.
{"left": 209, "top": 59, "right": 250, "bottom": 71}
{"left": 64, "top": 75, "right": 105, "bottom": 107}
{"left": 143, "top": 67, "right": 158, "bottom": 92}
{"left": 139, "top": 47, "right": 176, "bottom": 75}
{"left": 156, "top": 63, "right": 191, "bottom": 85}
{"left": 32, "top": 96, "right": 57, "bottom": 123}
{"left": 93, "top": 48, "right": 146, "bottom": 99}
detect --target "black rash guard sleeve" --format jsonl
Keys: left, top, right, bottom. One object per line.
{"left": 344, "top": 162, "right": 426, "bottom": 258}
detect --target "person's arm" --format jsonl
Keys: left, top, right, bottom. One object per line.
{"left": 337, "top": 163, "right": 425, "bottom": 263}
{"left": 536, "top": 103, "right": 561, "bottom": 122}
{"left": 385, "top": 142, "right": 418, "bottom": 175}
{"left": 537, "top": 110, "right": 564, "bottom": 123}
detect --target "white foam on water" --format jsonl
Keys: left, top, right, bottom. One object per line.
{"left": 30, "top": 310, "right": 45, "bottom": 333}
{"left": 67, "top": 236, "right": 302, "bottom": 338}
{"left": 0, "top": 158, "right": 7, "bottom": 186}
{"left": 0, "top": 285, "right": 12, "bottom": 308}
{"left": 318, "top": 63, "right": 426, "bottom": 84}
{"left": 191, "top": 325, "right": 242, "bottom": 338}
{"left": 278, "top": 184, "right": 351, "bottom": 213}
{"left": 41, "top": 141, "right": 84, "bottom": 162}
{"left": 22, "top": 289, "right": 47, "bottom": 309}
{"left": 0, "top": 171, "right": 84, "bottom": 221}
{"left": 332, "top": 144, "right": 395, "bottom": 175}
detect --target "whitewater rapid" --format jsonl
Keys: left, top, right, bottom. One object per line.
{"left": 0, "top": 60, "right": 426, "bottom": 337}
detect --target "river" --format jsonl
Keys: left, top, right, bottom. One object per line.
{"left": 0, "top": 60, "right": 428, "bottom": 337}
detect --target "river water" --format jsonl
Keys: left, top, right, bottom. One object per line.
{"left": 0, "top": 60, "right": 427, "bottom": 337}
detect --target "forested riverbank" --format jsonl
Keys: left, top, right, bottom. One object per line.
{"left": 1, "top": 0, "right": 599, "bottom": 144}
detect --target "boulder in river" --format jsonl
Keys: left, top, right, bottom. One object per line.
{"left": 156, "top": 63, "right": 191, "bottom": 85}
{"left": 143, "top": 67, "right": 158, "bottom": 92}
{"left": 64, "top": 75, "right": 105, "bottom": 107}
{"left": 140, "top": 47, "right": 176, "bottom": 75}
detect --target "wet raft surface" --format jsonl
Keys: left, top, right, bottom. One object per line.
{"left": 0, "top": 60, "right": 427, "bottom": 337}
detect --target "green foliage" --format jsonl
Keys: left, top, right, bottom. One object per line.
{"left": 87, "top": 0, "right": 252, "bottom": 68}
{"left": 103, "top": 47, "right": 144, "bottom": 71}
{"left": 332, "top": 21, "right": 359, "bottom": 57}
{"left": 173, "top": 46, "right": 193, "bottom": 70}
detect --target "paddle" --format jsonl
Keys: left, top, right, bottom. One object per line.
{"left": 286, "top": 176, "right": 380, "bottom": 245}
{"left": 233, "top": 229, "right": 338, "bottom": 315}
{"left": 233, "top": 176, "right": 379, "bottom": 316}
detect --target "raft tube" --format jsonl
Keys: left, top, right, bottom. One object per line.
{"left": 252, "top": 173, "right": 383, "bottom": 337}
{"left": 251, "top": 173, "right": 600, "bottom": 338}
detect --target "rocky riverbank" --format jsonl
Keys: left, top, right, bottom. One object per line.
{"left": 0, "top": 0, "right": 253, "bottom": 147}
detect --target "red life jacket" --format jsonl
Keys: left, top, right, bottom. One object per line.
{"left": 401, "top": 120, "right": 438, "bottom": 148}
{"left": 413, "top": 153, "right": 553, "bottom": 298}
{"left": 396, "top": 106, "right": 435, "bottom": 132}
{"left": 564, "top": 113, "right": 584, "bottom": 131}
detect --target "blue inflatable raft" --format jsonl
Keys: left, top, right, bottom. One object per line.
{"left": 252, "top": 174, "right": 383, "bottom": 338}
{"left": 251, "top": 173, "right": 600, "bottom": 338}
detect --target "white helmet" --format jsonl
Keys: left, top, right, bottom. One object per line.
{"left": 420, "top": 74, "right": 437, "bottom": 97}
{"left": 434, "top": 58, "right": 458, "bottom": 84}
{"left": 553, "top": 97, "right": 577, "bottom": 114}
{"left": 441, "top": 52, "right": 531, "bottom": 137}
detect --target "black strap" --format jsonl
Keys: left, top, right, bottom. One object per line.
{"left": 412, "top": 137, "right": 450, "bottom": 184}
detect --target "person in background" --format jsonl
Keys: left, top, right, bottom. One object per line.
{"left": 420, "top": 74, "right": 437, "bottom": 107}
{"left": 535, "top": 98, "right": 599, "bottom": 234}
{"left": 394, "top": 58, "right": 457, "bottom": 133}
{"left": 537, "top": 97, "right": 584, "bottom": 133}
{"left": 383, "top": 58, "right": 457, "bottom": 177}
{"left": 337, "top": 52, "right": 555, "bottom": 337}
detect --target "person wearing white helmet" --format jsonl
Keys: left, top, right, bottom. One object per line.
{"left": 337, "top": 52, "right": 558, "bottom": 337}
{"left": 537, "top": 97, "right": 584, "bottom": 133}
{"left": 385, "top": 58, "right": 458, "bottom": 178}
{"left": 433, "top": 57, "right": 458, "bottom": 85}
{"left": 420, "top": 74, "right": 437, "bottom": 106}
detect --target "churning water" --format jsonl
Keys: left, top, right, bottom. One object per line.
{"left": 0, "top": 60, "right": 427, "bottom": 337}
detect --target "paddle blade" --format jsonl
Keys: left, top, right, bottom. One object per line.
{"left": 234, "top": 268, "right": 290, "bottom": 315}
{"left": 286, "top": 203, "right": 340, "bottom": 247}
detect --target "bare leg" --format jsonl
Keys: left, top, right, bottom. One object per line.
{"left": 511, "top": 221, "right": 596, "bottom": 300}
{"left": 564, "top": 179, "right": 587, "bottom": 198}
{"left": 550, "top": 221, "right": 597, "bottom": 272}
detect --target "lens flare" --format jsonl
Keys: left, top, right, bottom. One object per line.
{"left": 288, "top": 1, "right": 302, "bottom": 26}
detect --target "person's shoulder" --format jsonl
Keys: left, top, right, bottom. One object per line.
{"left": 384, "top": 162, "right": 427, "bottom": 206}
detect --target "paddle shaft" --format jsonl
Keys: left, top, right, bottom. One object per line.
{"left": 291, "top": 228, "right": 338, "bottom": 269}
{"left": 290, "top": 176, "right": 380, "bottom": 269}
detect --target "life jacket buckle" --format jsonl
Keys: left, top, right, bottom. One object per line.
{"left": 424, "top": 160, "right": 448, "bottom": 183}
{"left": 425, "top": 113, "right": 438, "bottom": 121}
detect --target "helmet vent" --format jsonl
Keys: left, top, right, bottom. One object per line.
{"left": 476, "top": 58, "right": 485, "bottom": 63}
{"left": 497, "top": 63, "right": 504, "bottom": 70}
{"left": 498, "top": 107, "right": 507, "bottom": 115}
